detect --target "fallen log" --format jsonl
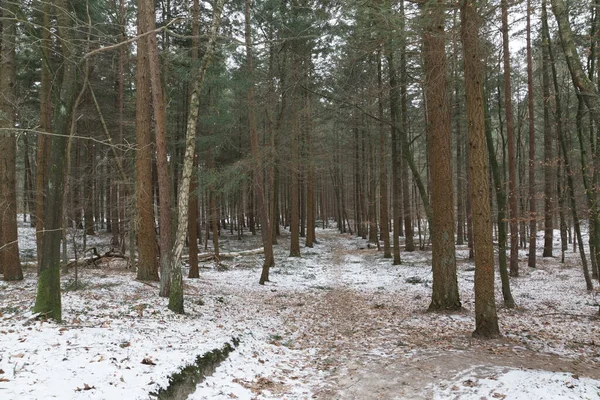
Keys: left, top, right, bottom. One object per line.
{"left": 185, "top": 247, "right": 265, "bottom": 263}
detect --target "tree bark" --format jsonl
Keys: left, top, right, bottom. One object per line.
{"left": 461, "top": 0, "right": 500, "bottom": 337}
{"left": 243, "top": 0, "right": 275, "bottom": 283}
{"left": 0, "top": 0, "right": 22, "bottom": 281}
{"left": 526, "top": 0, "right": 537, "bottom": 269}
{"left": 542, "top": 0, "right": 554, "bottom": 258}
{"left": 501, "top": 0, "right": 520, "bottom": 276}
{"left": 34, "top": 0, "right": 79, "bottom": 320}
{"left": 135, "top": 0, "right": 159, "bottom": 281}
{"left": 187, "top": 0, "right": 200, "bottom": 279}
{"left": 35, "top": 0, "right": 53, "bottom": 270}
{"left": 423, "top": 0, "right": 460, "bottom": 311}
{"left": 141, "top": 0, "right": 173, "bottom": 297}
{"left": 378, "top": 50, "right": 391, "bottom": 258}
{"left": 168, "top": 0, "right": 226, "bottom": 312}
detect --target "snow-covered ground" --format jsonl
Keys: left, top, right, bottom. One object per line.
{"left": 1, "top": 222, "right": 600, "bottom": 399}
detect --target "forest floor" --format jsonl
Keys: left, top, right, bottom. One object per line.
{"left": 1, "top": 223, "right": 600, "bottom": 399}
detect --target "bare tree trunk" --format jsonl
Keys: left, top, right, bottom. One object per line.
{"left": 501, "top": 0, "right": 519, "bottom": 276}
{"left": 167, "top": 0, "right": 226, "bottom": 312}
{"left": 399, "top": 0, "right": 414, "bottom": 252}
{"left": 135, "top": 0, "right": 159, "bottom": 281}
{"left": 485, "top": 90, "right": 515, "bottom": 308}
{"left": 34, "top": 0, "right": 79, "bottom": 320}
{"left": 0, "top": 0, "right": 22, "bottom": 280}
{"left": 187, "top": 0, "right": 200, "bottom": 279}
{"left": 141, "top": 0, "right": 173, "bottom": 297}
{"left": 526, "top": 0, "right": 537, "bottom": 269}
{"left": 461, "top": 0, "right": 500, "bottom": 337}
{"left": 386, "top": 48, "right": 401, "bottom": 265}
{"left": 243, "top": 0, "right": 275, "bottom": 283}
{"left": 542, "top": 0, "right": 554, "bottom": 258}
{"left": 423, "top": 0, "right": 460, "bottom": 311}
{"left": 377, "top": 50, "right": 391, "bottom": 258}
{"left": 35, "top": 1, "right": 53, "bottom": 270}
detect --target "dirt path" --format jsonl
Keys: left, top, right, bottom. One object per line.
{"left": 270, "top": 230, "right": 600, "bottom": 399}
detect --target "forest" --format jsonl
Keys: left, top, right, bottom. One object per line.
{"left": 1, "top": 0, "right": 600, "bottom": 398}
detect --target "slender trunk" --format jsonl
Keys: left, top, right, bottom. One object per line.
{"left": 244, "top": 0, "right": 275, "bottom": 283}
{"left": 527, "top": 0, "right": 537, "bottom": 268}
{"left": 0, "top": 0, "right": 22, "bottom": 280}
{"left": 35, "top": 1, "right": 53, "bottom": 270}
{"left": 485, "top": 89, "right": 515, "bottom": 308}
{"left": 378, "top": 50, "right": 391, "bottom": 258}
{"left": 386, "top": 49, "right": 402, "bottom": 265}
{"left": 187, "top": 0, "right": 200, "bottom": 279}
{"left": 548, "top": 3, "right": 592, "bottom": 282}
{"left": 400, "top": 0, "right": 414, "bottom": 251}
{"left": 142, "top": 0, "right": 173, "bottom": 297}
{"left": 502, "top": 0, "right": 519, "bottom": 276}
{"left": 542, "top": 0, "right": 554, "bottom": 257}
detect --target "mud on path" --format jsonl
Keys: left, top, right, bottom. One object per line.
{"left": 265, "top": 230, "right": 600, "bottom": 399}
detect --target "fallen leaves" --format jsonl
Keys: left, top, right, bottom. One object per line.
{"left": 75, "top": 383, "right": 95, "bottom": 391}
{"left": 141, "top": 357, "right": 156, "bottom": 365}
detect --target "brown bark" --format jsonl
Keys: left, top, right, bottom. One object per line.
{"left": 187, "top": 0, "right": 200, "bottom": 280}
{"left": 526, "top": 0, "right": 537, "bottom": 269}
{"left": 141, "top": 0, "right": 173, "bottom": 296}
{"left": 377, "top": 50, "right": 391, "bottom": 258}
{"left": 399, "top": 0, "right": 414, "bottom": 252}
{"left": 501, "top": 0, "right": 519, "bottom": 276}
{"left": 461, "top": 0, "right": 500, "bottom": 337}
{"left": 385, "top": 47, "right": 401, "bottom": 265}
{"left": 244, "top": 0, "right": 275, "bottom": 283}
{"left": 35, "top": 1, "right": 53, "bottom": 269}
{"left": 542, "top": 0, "right": 554, "bottom": 258}
{"left": 34, "top": 0, "right": 79, "bottom": 321}
{"left": 0, "top": 0, "right": 22, "bottom": 280}
{"left": 423, "top": 0, "right": 460, "bottom": 311}
{"left": 135, "top": 0, "right": 159, "bottom": 281}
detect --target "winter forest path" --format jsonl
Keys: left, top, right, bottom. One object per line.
{"left": 268, "top": 230, "right": 600, "bottom": 399}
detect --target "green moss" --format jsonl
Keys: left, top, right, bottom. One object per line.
{"left": 33, "top": 266, "right": 62, "bottom": 321}
{"left": 150, "top": 339, "right": 239, "bottom": 400}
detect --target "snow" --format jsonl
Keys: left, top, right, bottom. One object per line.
{"left": 435, "top": 367, "right": 600, "bottom": 400}
{"left": 2, "top": 222, "right": 600, "bottom": 399}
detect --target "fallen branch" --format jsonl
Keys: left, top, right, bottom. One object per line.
{"left": 185, "top": 247, "right": 265, "bottom": 263}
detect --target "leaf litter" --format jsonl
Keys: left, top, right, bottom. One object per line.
{"left": 1, "top": 224, "right": 600, "bottom": 399}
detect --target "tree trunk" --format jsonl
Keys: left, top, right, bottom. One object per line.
{"left": 135, "top": 0, "right": 159, "bottom": 281}
{"left": 142, "top": 0, "right": 173, "bottom": 297}
{"left": 461, "top": 0, "right": 500, "bottom": 337}
{"left": 167, "top": 0, "right": 225, "bottom": 312}
{"left": 243, "top": 0, "right": 275, "bottom": 283}
{"left": 187, "top": 0, "right": 200, "bottom": 280}
{"left": 542, "top": 0, "right": 554, "bottom": 258}
{"left": 423, "top": 0, "right": 460, "bottom": 311}
{"left": 35, "top": 1, "right": 53, "bottom": 270}
{"left": 484, "top": 89, "right": 515, "bottom": 308}
{"left": 526, "top": 0, "right": 537, "bottom": 269}
{"left": 0, "top": 0, "right": 22, "bottom": 281}
{"left": 385, "top": 48, "right": 402, "bottom": 265}
{"left": 34, "top": 0, "right": 79, "bottom": 320}
{"left": 501, "top": 0, "right": 520, "bottom": 276}
{"left": 377, "top": 50, "right": 391, "bottom": 258}
{"left": 399, "top": 0, "right": 414, "bottom": 252}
